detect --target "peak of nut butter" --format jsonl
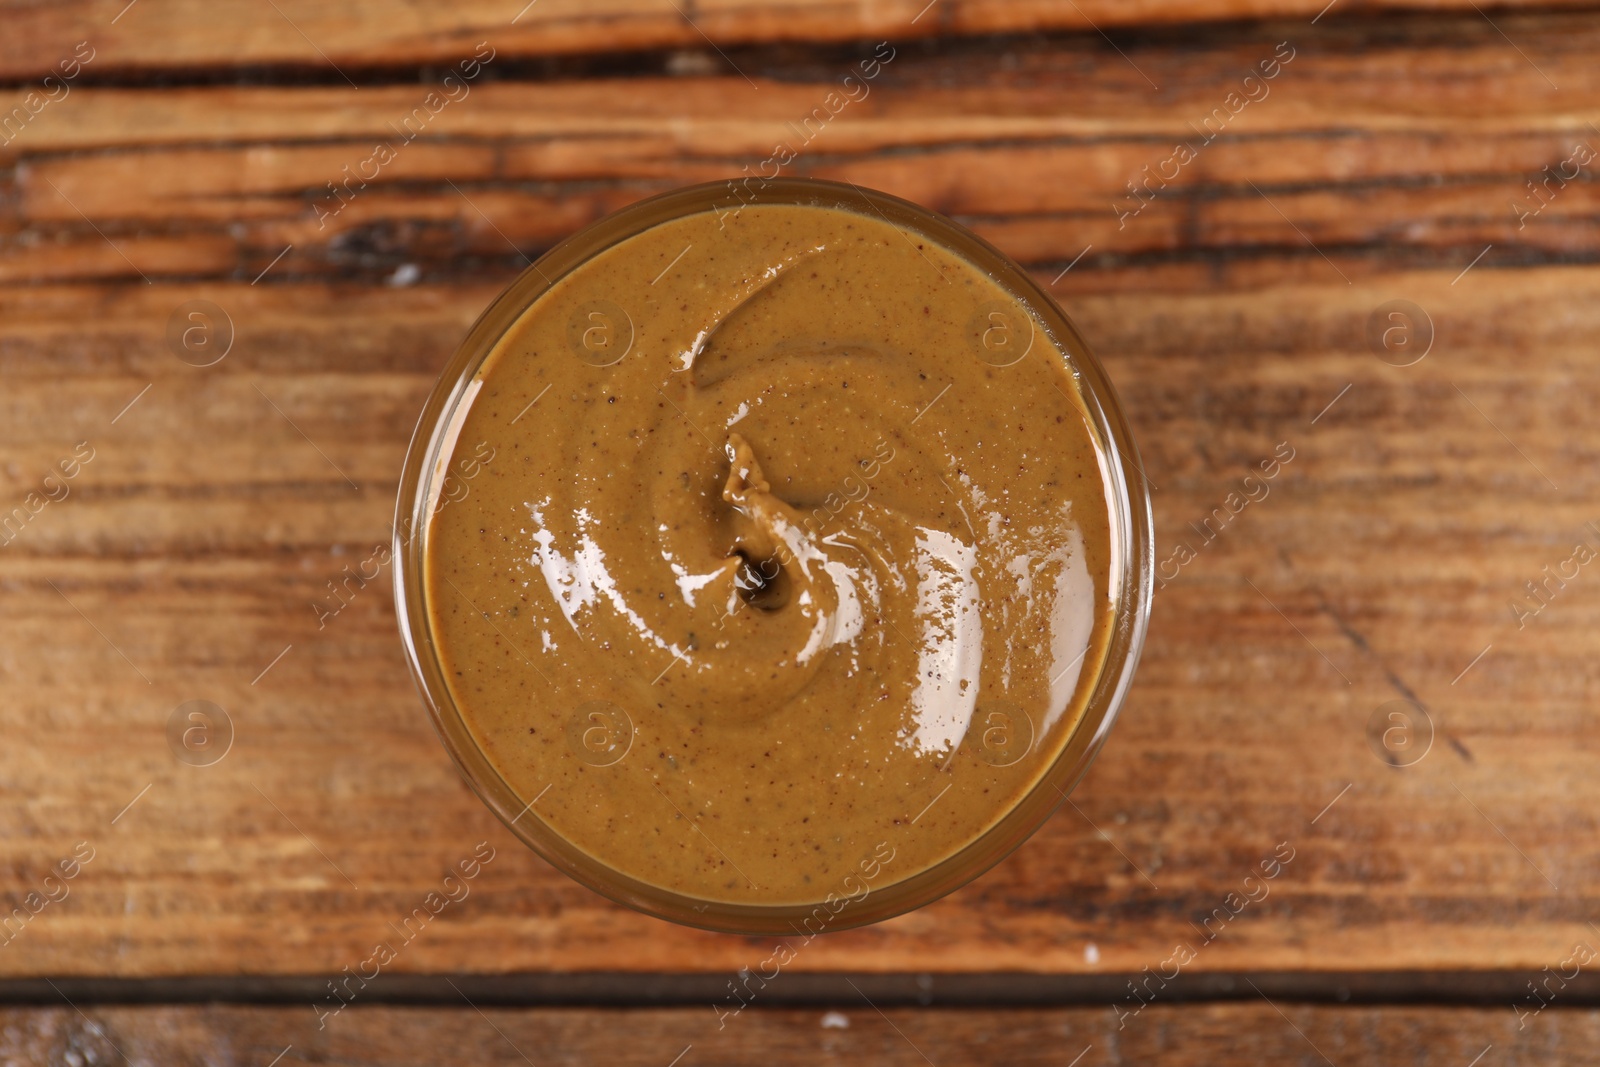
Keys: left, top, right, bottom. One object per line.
{"left": 425, "top": 201, "right": 1114, "bottom": 905}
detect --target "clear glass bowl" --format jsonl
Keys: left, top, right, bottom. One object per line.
{"left": 393, "top": 178, "right": 1153, "bottom": 933}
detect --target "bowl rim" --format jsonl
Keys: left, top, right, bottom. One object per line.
{"left": 392, "top": 176, "right": 1155, "bottom": 934}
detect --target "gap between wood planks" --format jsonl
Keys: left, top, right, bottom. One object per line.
{"left": 2, "top": 971, "right": 1599, "bottom": 1006}
{"left": 1, "top": 8, "right": 1595, "bottom": 90}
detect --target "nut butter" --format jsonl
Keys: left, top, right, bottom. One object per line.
{"left": 395, "top": 179, "right": 1152, "bottom": 932}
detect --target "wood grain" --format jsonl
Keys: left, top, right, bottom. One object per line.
{"left": 1, "top": 260, "right": 1597, "bottom": 976}
{"left": 1, "top": 0, "right": 1597, "bottom": 80}
{"left": 3, "top": 14, "right": 1596, "bottom": 287}
{"left": 0, "top": 1003, "right": 1584, "bottom": 1065}
{"left": 0, "top": 3, "right": 1597, "bottom": 989}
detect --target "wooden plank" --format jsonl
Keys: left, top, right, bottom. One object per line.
{"left": 1, "top": 4, "right": 1597, "bottom": 982}
{"left": 2, "top": 0, "right": 1597, "bottom": 80}
{"left": 2, "top": 14, "right": 1598, "bottom": 286}
{"left": 0, "top": 1003, "right": 1586, "bottom": 1064}
{"left": 0, "top": 258, "right": 1596, "bottom": 976}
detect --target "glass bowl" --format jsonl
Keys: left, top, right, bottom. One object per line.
{"left": 393, "top": 177, "right": 1153, "bottom": 934}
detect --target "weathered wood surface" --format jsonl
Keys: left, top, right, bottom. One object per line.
{"left": 0, "top": 9, "right": 1597, "bottom": 985}
{"left": 1, "top": 0, "right": 1595, "bottom": 80}
{"left": 3, "top": 262, "right": 1596, "bottom": 976}
{"left": 4, "top": 14, "right": 1598, "bottom": 288}
{"left": 0, "top": 1003, "right": 1587, "bottom": 1065}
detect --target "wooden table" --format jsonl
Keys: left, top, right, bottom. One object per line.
{"left": 3, "top": 1, "right": 1598, "bottom": 1061}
